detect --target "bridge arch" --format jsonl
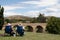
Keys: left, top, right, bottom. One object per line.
{"left": 36, "top": 25, "right": 43, "bottom": 33}
{"left": 25, "top": 25, "right": 33, "bottom": 32}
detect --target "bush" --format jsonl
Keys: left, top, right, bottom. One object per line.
{"left": 46, "top": 17, "right": 60, "bottom": 34}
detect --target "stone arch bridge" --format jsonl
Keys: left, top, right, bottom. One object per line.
{"left": 3, "top": 23, "right": 47, "bottom": 32}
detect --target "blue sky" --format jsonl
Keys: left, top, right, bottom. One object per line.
{"left": 0, "top": 0, "right": 60, "bottom": 17}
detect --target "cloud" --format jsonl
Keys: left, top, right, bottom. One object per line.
{"left": 40, "top": 4, "right": 60, "bottom": 17}
{"left": 21, "top": 1, "right": 40, "bottom": 4}
{"left": 22, "top": 11, "right": 40, "bottom": 17}
{"left": 3, "top": 5, "right": 25, "bottom": 17}
{"left": 21, "top": 0, "right": 57, "bottom": 7}
{"left": 4, "top": 11, "right": 22, "bottom": 17}
{"left": 4, "top": 10, "right": 40, "bottom": 17}
{"left": 45, "top": 12, "right": 60, "bottom": 17}
{"left": 3, "top": 0, "right": 60, "bottom": 17}
{"left": 4, "top": 5, "right": 25, "bottom": 11}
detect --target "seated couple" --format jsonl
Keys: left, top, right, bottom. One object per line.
{"left": 4, "top": 23, "right": 24, "bottom": 37}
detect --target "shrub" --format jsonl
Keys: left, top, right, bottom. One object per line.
{"left": 46, "top": 17, "right": 60, "bottom": 34}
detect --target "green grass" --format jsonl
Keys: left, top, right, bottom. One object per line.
{"left": 0, "top": 30, "right": 60, "bottom": 40}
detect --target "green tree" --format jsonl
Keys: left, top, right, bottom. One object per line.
{"left": 46, "top": 17, "right": 60, "bottom": 34}
{"left": 5, "top": 19, "right": 10, "bottom": 23}
{"left": 37, "top": 13, "right": 46, "bottom": 23}
{"left": 0, "top": 5, "right": 4, "bottom": 30}
{"left": 31, "top": 13, "right": 46, "bottom": 23}
{"left": 31, "top": 17, "right": 37, "bottom": 23}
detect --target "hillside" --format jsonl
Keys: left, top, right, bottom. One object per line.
{"left": 4, "top": 15, "right": 32, "bottom": 20}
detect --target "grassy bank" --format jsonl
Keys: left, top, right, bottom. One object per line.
{"left": 0, "top": 30, "right": 60, "bottom": 40}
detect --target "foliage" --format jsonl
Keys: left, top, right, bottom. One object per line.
{"left": 46, "top": 17, "right": 60, "bottom": 34}
{"left": 5, "top": 19, "right": 10, "bottom": 23}
{"left": 0, "top": 5, "right": 4, "bottom": 30}
{"left": 5, "top": 19, "right": 27, "bottom": 23}
{"left": 31, "top": 13, "right": 46, "bottom": 23}
{"left": 37, "top": 13, "right": 46, "bottom": 23}
{"left": 31, "top": 17, "right": 38, "bottom": 23}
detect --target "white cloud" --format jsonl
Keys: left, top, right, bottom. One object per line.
{"left": 45, "top": 12, "right": 60, "bottom": 17}
{"left": 40, "top": 4, "right": 60, "bottom": 17}
{"left": 3, "top": 5, "right": 24, "bottom": 17}
{"left": 22, "top": 11, "right": 40, "bottom": 17}
{"left": 21, "top": 1, "right": 40, "bottom": 4}
{"left": 21, "top": 0, "right": 57, "bottom": 7}
{"left": 4, "top": 5, "right": 25, "bottom": 11}
{"left": 4, "top": 11, "right": 22, "bottom": 17}
{"left": 3, "top": 0, "right": 60, "bottom": 17}
{"left": 4, "top": 10, "right": 40, "bottom": 17}
{"left": 38, "top": 0, "right": 57, "bottom": 7}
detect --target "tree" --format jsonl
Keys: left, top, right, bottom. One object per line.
{"left": 31, "top": 13, "right": 46, "bottom": 23}
{"left": 37, "top": 13, "right": 46, "bottom": 23}
{"left": 5, "top": 19, "right": 10, "bottom": 23}
{"left": 31, "top": 17, "right": 37, "bottom": 23}
{"left": 46, "top": 17, "right": 60, "bottom": 34}
{"left": 0, "top": 5, "right": 4, "bottom": 30}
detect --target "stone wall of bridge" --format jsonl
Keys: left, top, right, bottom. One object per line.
{"left": 3, "top": 23, "right": 47, "bottom": 32}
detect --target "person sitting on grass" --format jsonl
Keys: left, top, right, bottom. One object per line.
{"left": 16, "top": 24, "right": 24, "bottom": 36}
{"left": 4, "top": 23, "right": 15, "bottom": 36}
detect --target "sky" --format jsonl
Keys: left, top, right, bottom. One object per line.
{"left": 0, "top": 0, "right": 60, "bottom": 17}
